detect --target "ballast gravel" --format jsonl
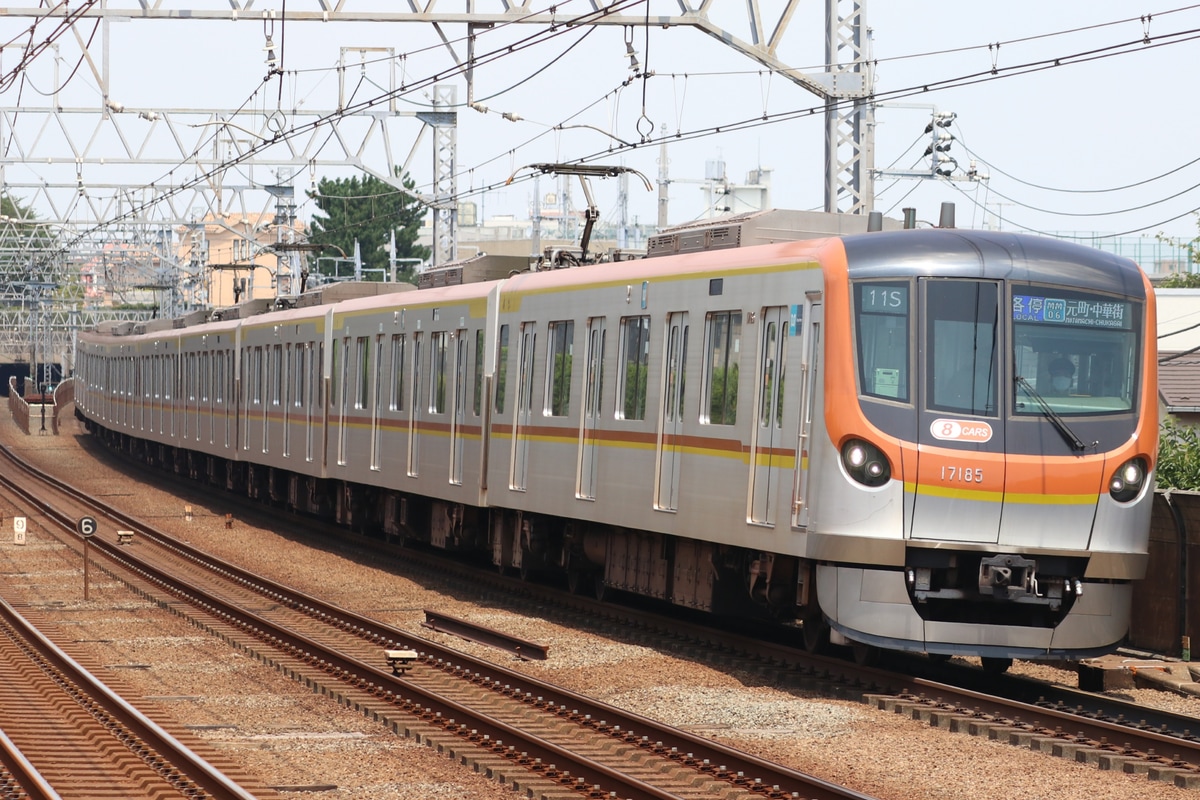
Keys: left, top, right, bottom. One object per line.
{"left": 0, "top": 411, "right": 1194, "bottom": 800}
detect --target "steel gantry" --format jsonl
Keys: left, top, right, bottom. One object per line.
{"left": 0, "top": 0, "right": 874, "bottom": 380}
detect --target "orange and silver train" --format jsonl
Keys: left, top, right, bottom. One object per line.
{"left": 74, "top": 214, "right": 1158, "bottom": 669}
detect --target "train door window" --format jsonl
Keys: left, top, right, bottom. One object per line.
{"left": 617, "top": 316, "right": 651, "bottom": 420}
{"left": 926, "top": 280, "right": 998, "bottom": 416}
{"left": 273, "top": 344, "right": 283, "bottom": 406}
{"left": 371, "top": 334, "right": 383, "bottom": 471}
{"left": 293, "top": 345, "right": 304, "bottom": 410}
{"left": 473, "top": 329, "right": 484, "bottom": 417}
{"left": 390, "top": 334, "right": 406, "bottom": 412}
{"left": 495, "top": 324, "right": 510, "bottom": 414}
{"left": 701, "top": 311, "right": 742, "bottom": 425}
{"left": 760, "top": 314, "right": 786, "bottom": 430}
{"left": 854, "top": 281, "right": 910, "bottom": 402}
{"left": 355, "top": 336, "right": 369, "bottom": 409}
{"left": 545, "top": 320, "right": 574, "bottom": 417}
{"left": 430, "top": 332, "right": 447, "bottom": 414}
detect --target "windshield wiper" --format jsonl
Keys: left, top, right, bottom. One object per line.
{"left": 1014, "top": 375, "right": 1095, "bottom": 452}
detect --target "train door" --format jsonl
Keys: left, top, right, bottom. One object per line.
{"left": 511, "top": 322, "right": 536, "bottom": 491}
{"left": 750, "top": 307, "right": 788, "bottom": 525}
{"left": 450, "top": 328, "right": 468, "bottom": 485}
{"left": 578, "top": 317, "right": 605, "bottom": 500}
{"left": 792, "top": 303, "right": 822, "bottom": 529}
{"left": 912, "top": 278, "right": 1005, "bottom": 544}
{"left": 656, "top": 311, "right": 689, "bottom": 512}
{"left": 305, "top": 344, "right": 317, "bottom": 462}
{"left": 408, "top": 333, "right": 422, "bottom": 477}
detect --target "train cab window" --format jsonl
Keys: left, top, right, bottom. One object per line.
{"left": 854, "top": 282, "right": 910, "bottom": 402}
{"left": 495, "top": 324, "right": 510, "bottom": 414}
{"left": 701, "top": 311, "right": 742, "bottom": 425}
{"left": 617, "top": 316, "right": 651, "bottom": 420}
{"left": 926, "top": 280, "right": 999, "bottom": 417}
{"left": 1012, "top": 288, "right": 1138, "bottom": 415}
{"left": 545, "top": 320, "right": 574, "bottom": 417}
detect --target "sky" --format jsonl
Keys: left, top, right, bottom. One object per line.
{"left": 1, "top": 1, "right": 1198, "bottom": 251}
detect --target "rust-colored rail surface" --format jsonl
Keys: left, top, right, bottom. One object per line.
{"left": 0, "top": 597, "right": 266, "bottom": 800}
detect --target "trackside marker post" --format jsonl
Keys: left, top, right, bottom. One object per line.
{"left": 13, "top": 516, "right": 25, "bottom": 545}
{"left": 78, "top": 516, "right": 97, "bottom": 600}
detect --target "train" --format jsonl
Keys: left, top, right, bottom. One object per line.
{"left": 73, "top": 207, "right": 1158, "bottom": 672}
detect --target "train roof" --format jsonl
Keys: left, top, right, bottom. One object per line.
{"left": 841, "top": 228, "right": 1150, "bottom": 300}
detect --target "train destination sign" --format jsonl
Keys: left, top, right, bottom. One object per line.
{"left": 1012, "top": 295, "right": 1131, "bottom": 329}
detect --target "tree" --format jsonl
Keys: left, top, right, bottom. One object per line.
{"left": 1157, "top": 218, "right": 1200, "bottom": 287}
{"left": 1158, "top": 416, "right": 1200, "bottom": 490}
{"left": 306, "top": 171, "right": 430, "bottom": 285}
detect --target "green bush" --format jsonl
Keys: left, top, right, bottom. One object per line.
{"left": 1157, "top": 416, "right": 1200, "bottom": 490}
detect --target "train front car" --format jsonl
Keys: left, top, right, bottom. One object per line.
{"left": 810, "top": 229, "right": 1157, "bottom": 664}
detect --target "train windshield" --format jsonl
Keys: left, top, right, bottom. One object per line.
{"left": 1011, "top": 288, "right": 1139, "bottom": 416}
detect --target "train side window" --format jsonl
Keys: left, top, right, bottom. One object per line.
{"left": 430, "top": 332, "right": 448, "bottom": 414}
{"left": 545, "top": 320, "right": 574, "bottom": 417}
{"left": 854, "top": 281, "right": 910, "bottom": 402}
{"left": 701, "top": 310, "right": 741, "bottom": 425}
{"left": 495, "top": 324, "right": 510, "bottom": 414}
{"left": 617, "top": 316, "right": 651, "bottom": 420}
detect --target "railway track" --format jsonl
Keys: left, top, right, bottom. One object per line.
{"left": 12, "top": 432, "right": 1200, "bottom": 792}
{"left": 0, "top": 441, "right": 880, "bottom": 800}
{"left": 0, "top": 595, "right": 263, "bottom": 799}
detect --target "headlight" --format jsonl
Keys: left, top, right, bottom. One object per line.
{"left": 1109, "top": 457, "right": 1148, "bottom": 503}
{"left": 842, "top": 438, "right": 891, "bottom": 487}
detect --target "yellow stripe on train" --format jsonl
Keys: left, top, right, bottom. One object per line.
{"left": 906, "top": 482, "right": 1097, "bottom": 506}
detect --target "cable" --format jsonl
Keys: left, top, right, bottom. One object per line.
{"left": 34, "top": 4, "right": 1200, "bottom": 253}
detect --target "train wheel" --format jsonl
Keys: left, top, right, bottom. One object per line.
{"left": 851, "top": 640, "right": 880, "bottom": 667}
{"left": 801, "top": 617, "right": 829, "bottom": 653}
{"left": 981, "top": 657, "right": 1012, "bottom": 675}
{"left": 567, "top": 569, "right": 586, "bottom": 595}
